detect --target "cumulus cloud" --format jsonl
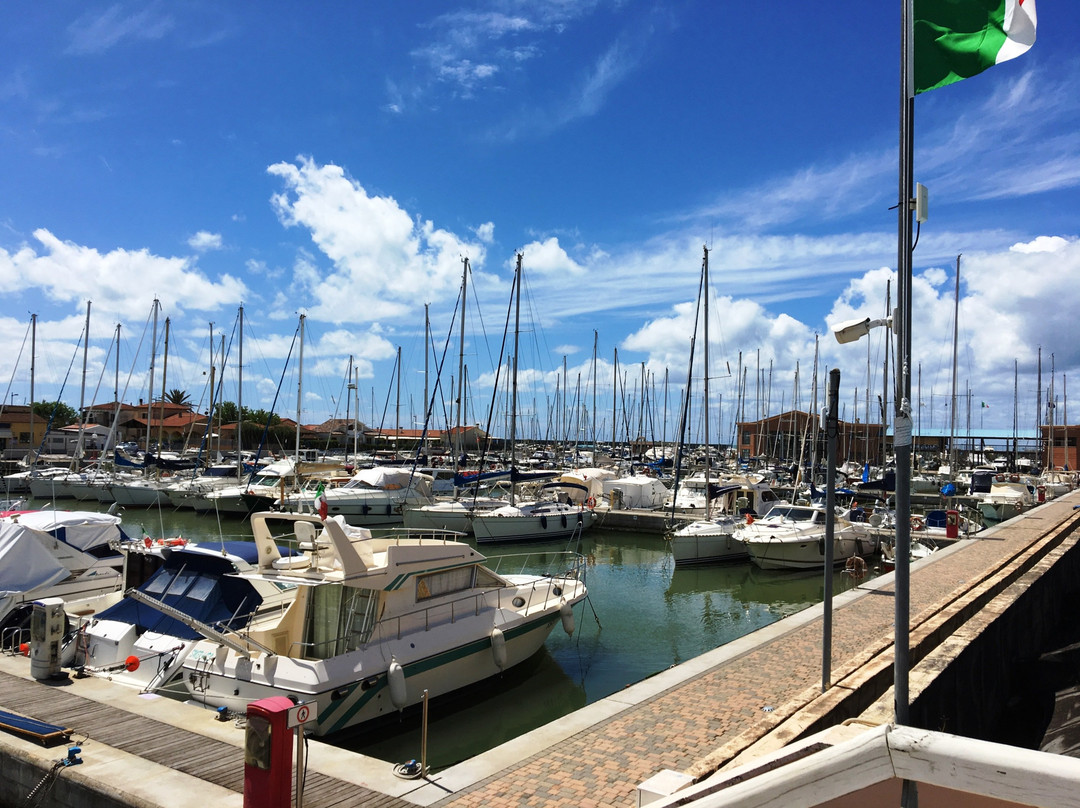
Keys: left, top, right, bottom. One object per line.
{"left": 268, "top": 157, "right": 486, "bottom": 324}
{"left": 0, "top": 229, "right": 247, "bottom": 318}
{"left": 188, "top": 231, "right": 223, "bottom": 251}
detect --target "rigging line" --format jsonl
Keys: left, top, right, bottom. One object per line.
{"left": 409, "top": 290, "right": 463, "bottom": 474}
{"left": 103, "top": 305, "right": 155, "bottom": 458}
{"left": 0, "top": 316, "right": 32, "bottom": 418}
{"left": 247, "top": 319, "right": 301, "bottom": 483}
{"left": 33, "top": 322, "right": 87, "bottom": 463}
{"left": 474, "top": 264, "right": 518, "bottom": 479}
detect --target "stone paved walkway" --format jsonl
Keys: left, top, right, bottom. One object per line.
{"left": 430, "top": 492, "right": 1080, "bottom": 808}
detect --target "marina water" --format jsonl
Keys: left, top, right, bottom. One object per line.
{"left": 37, "top": 499, "right": 876, "bottom": 770}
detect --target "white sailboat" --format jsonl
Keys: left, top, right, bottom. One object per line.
{"left": 471, "top": 253, "right": 597, "bottom": 543}
{"left": 669, "top": 247, "right": 774, "bottom": 565}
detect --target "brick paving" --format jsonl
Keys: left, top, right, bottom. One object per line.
{"left": 432, "top": 493, "right": 1080, "bottom": 808}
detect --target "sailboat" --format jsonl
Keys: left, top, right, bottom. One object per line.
{"left": 404, "top": 257, "right": 510, "bottom": 534}
{"left": 669, "top": 247, "right": 779, "bottom": 565}
{"left": 471, "top": 253, "right": 598, "bottom": 544}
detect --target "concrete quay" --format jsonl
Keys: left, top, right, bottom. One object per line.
{"left": 1, "top": 490, "right": 1079, "bottom": 807}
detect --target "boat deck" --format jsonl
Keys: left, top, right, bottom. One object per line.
{"left": 1, "top": 491, "right": 1078, "bottom": 807}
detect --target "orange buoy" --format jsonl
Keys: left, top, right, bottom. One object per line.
{"left": 125, "top": 655, "right": 140, "bottom": 672}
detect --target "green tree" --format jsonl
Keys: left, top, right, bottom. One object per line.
{"left": 32, "top": 400, "right": 77, "bottom": 427}
{"left": 213, "top": 401, "right": 240, "bottom": 424}
{"left": 246, "top": 409, "right": 281, "bottom": 427}
{"left": 165, "top": 388, "right": 191, "bottom": 406}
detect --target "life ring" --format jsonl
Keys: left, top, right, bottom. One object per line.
{"left": 910, "top": 515, "right": 925, "bottom": 531}
{"left": 585, "top": 497, "right": 596, "bottom": 509}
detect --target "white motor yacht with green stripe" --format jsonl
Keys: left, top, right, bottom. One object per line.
{"left": 180, "top": 511, "right": 586, "bottom": 736}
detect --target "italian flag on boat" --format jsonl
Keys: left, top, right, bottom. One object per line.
{"left": 316, "top": 482, "right": 328, "bottom": 520}
{"left": 914, "top": 0, "right": 1037, "bottom": 94}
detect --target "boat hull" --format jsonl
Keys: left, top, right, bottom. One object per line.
{"left": 185, "top": 612, "right": 564, "bottom": 736}
{"left": 670, "top": 520, "right": 748, "bottom": 566}
{"left": 472, "top": 507, "right": 596, "bottom": 543}
{"left": 746, "top": 530, "right": 878, "bottom": 571}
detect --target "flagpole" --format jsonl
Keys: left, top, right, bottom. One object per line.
{"left": 895, "top": 0, "right": 915, "bottom": 730}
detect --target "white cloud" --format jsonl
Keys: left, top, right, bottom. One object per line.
{"left": 66, "top": 4, "right": 175, "bottom": 56}
{"left": 0, "top": 229, "right": 247, "bottom": 319}
{"left": 188, "top": 231, "right": 223, "bottom": 251}
{"left": 268, "top": 158, "right": 488, "bottom": 325}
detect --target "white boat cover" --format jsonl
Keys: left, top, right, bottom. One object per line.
{"left": 5, "top": 510, "right": 124, "bottom": 552}
{"left": 0, "top": 522, "right": 68, "bottom": 596}
{"left": 350, "top": 467, "right": 432, "bottom": 492}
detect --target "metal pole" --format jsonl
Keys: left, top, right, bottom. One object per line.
{"left": 822, "top": 367, "right": 840, "bottom": 691}
{"left": 421, "top": 688, "right": 429, "bottom": 777}
{"left": 896, "top": 0, "right": 914, "bottom": 730}
{"left": 295, "top": 724, "right": 305, "bottom": 808}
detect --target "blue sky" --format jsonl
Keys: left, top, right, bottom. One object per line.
{"left": 1, "top": 1, "right": 1078, "bottom": 447}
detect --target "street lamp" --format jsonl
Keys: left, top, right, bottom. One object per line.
{"left": 832, "top": 315, "right": 894, "bottom": 345}
{"left": 833, "top": 313, "right": 911, "bottom": 729}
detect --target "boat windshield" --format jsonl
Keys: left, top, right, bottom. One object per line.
{"left": 762, "top": 506, "right": 819, "bottom": 522}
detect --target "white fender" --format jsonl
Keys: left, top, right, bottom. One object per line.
{"left": 490, "top": 626, "right": 507, "bottom": 670}
{"left": 387, "top": 658, "right": 406, "bottom": 710}
{"left": 560, "top": 601, "right": 575, "bottom": 636}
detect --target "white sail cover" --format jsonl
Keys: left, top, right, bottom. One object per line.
{"left": 0, "top": 522, "right": 68, "bottom": 596}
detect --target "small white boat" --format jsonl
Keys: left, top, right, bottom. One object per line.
{"left": 402, "top": 494, "right": 507, "bottom": 534}
{"left": 0, "top": 510, "right": 129, "bottom": 632}
{"left": 669, "top": 476, "right": 785, "bottom": 566}
{"left": 471, "top": 499, "right": 597, "bottom": 543}
{"left": 977, "top": 473, "right": 1036, "bottom": 523}
{"left": 739, "top": 503, "right": 879, "bottom": 571}
{"left": 179, "top": 512, "right": 587, "bottom": 736}
{"left": 284, "top": 466, "right": 434, "bottom": 526}
{"left": 881, "top": 536, "right": 938, "bottom": 571}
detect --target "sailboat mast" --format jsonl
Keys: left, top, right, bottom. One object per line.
{"left": 296, "top": 314, "right": 305, "bottom": 464}
{"left": 456, "top": 258, "right": 469, "bottom": 464}
{"left": 591, "top": 331, "right": 598, "bottom": 452}
{"left": 29, "top": 314, "right": 36, "bottom": 463}
{"left": 949, "top": 255, "right": 960, "bottom": 478}
{"left": 146, "top": 299, "right": 159, "bottom": 461}
{"left": 157, "top": 317, "right": 170, "bottom": 465}
{"left": 702, "top": 246, "right": 711, "bottom": 520}
{"left": 75, "top": 300, "right": 90, "bottom": 466}
{"left": 509, "top": 253, "right": 523, "bottom": 506}
{"left": 237, "top": 305, "right": 244, "bottom": 475}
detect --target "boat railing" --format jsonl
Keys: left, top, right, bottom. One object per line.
{"left": 290, "top": 551, "right": 586, "bottom": 657}
{"left": 1, "top": 625, "right": 30, "bottom": 654}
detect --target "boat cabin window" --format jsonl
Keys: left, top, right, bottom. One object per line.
{"left": 416, "top": 565, "right": 476, "bottom": 601}
{"left": 303, "top": 585, "right": 379, "bottom": 659}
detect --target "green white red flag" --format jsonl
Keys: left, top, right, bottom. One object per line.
{"left": 316, "top": 482, "right": 328, "bottom": 520}
{"left": 914, "top": 0, "right": 1037, "bottom": 94}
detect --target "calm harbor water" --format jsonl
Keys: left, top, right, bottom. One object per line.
{"left": 35, "top": 498, "right": 877, "bottom": 770}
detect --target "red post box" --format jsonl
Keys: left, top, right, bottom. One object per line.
{"left": 945, "top": 509, "right": 959, "bottom": 539}
{"left": 244, "top": 696, "right": 294, "bottom": 808}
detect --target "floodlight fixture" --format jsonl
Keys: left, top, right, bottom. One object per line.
{"left": 832, "top": 316, "right": 893, "bottom": 345}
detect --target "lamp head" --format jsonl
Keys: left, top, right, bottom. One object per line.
{"left": 832, "top": 317, "right": 872, "bottom": 345}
